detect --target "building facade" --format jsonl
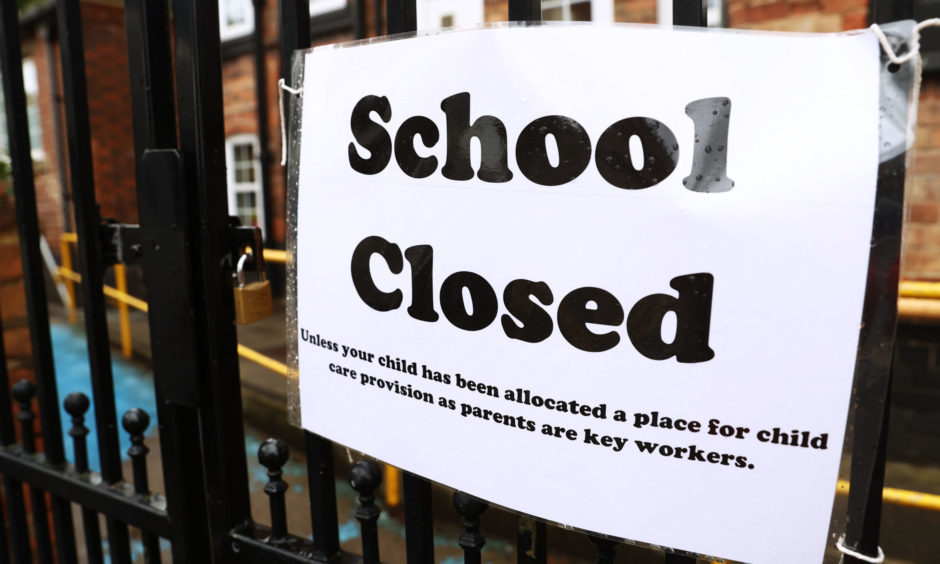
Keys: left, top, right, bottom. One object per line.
{"left": 4, "top": 0, "right": 940, "bottom": 279}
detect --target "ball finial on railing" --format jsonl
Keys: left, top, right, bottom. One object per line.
{"left": 350, "top": 460, "right": 383, "bottom": 564}
{"left": 11, "top": 379, "right": 36, "bottom": 404}
{"left": 258, "top": 438, "right": 289, "bottom": 471}
{"left": 121, "top": 407, "right": 150, "bottom": 436}
{"left": 453, "top": 491, "right": 488, "bottom": 519}
{"left": 257, "top": 438, "right": 291, "bottom": 547}
{"left": 64, "top": 391, "right": 90, "bottom": 417}
{"left": 349, "top": 460, "right": 382, "bottom": 494}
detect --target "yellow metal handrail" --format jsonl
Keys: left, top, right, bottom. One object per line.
{"left": 836, "top": 480, "right": 940, "bottom": 512}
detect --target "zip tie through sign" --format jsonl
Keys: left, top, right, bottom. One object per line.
{"left": 870, "top": 18, "right": 940, "bottom": 66}
{"left": 279, "top": 78, "right": 304, "bottom": 166}
{"left": 836, "top": 535, "right": 885, "bottom": 564}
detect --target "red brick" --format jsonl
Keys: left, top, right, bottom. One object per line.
{"left": 910, "top": 202, "right": 940, "bottom": 224}
{"left": 841, "top": 9, "right": 868, "bottom": 30}
{"left": 903, "top": 251, "right": 940, "bottom": 278}
{"left": 0, "top": 283, "right": 27, "bottom": 323}
{"left": 0, "top": 241, "right": 23, "bottom": 282}
{"left": 905, "top": 225, "right": 927, "bottom": 249}
{"left": 910, "top": 175, "right": 940, "bottom": 200}
{"left": 821, "top": 0, "right": 865, "bottom": 13}
{"left": 913, "top": 150, "right": 940, "bottom": 175}
{"left": 2, "top": 326, "right": 32, "bottom": 359}
{"left": 790, "top": 1, "right": 824, "bottom": 15}
{"left": 736, "top": 2, "right": 790, "bottom": 24}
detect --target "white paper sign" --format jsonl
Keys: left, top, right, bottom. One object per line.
{"left": 294, "top": 24, "right": 880, "bottom": 563}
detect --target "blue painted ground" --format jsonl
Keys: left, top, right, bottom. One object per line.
{"left": 51, "top": 322, "right": 158, "bottom": 472}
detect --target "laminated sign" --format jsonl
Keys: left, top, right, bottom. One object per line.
{"left": 290, "top": 23, "right": 897, "bottom": 563}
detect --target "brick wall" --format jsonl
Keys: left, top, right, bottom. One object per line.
{"left": 19, "top": 1, "right": 136, "bottom": 257}
{"left": 26, "top": 33, "right": 67, "bottom": 254}
{"left": 16, "top": 0, "right": 940, "bottom": 281}
{"left": 0, "top": 194, "right": 35, "bottom": 419}
{"left": 80, "top": 2, "right": 137, "bottom": 226}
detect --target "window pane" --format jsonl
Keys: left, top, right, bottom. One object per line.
{"left": 234, "top": 143, "right": 254, "bottom": 163}
{"left": 233, "top": 142, "right": 256, "bottom": 183}
{"left": 571, "top": 2, "right": 591, "bottom": 21}
{"left": 0, "top": 80, "right": 7, "bottom": 156}
{"left": 236, "top": 191, "right": 258, "bottom": 226}
{"left": 226, "top": 0, "right": 246, "bottom": 26}
{"left": 542, "top": 0, "right": 591, "bottom": 21}
{"left": 235, "top": 165, "right": 255, "bottom": 184}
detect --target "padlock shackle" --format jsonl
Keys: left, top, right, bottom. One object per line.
{"left": 236, "top": 253, "right": 250, "bottom": 287}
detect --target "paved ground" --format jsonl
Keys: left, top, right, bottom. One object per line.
{"left": 90, "top": 300, "right": 940, "bottom": 563}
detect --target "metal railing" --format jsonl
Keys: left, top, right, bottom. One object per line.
{"left": 0, "top": 0, "right": 931, "bottom": 562}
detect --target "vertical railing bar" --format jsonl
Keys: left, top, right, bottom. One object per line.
{"left": 54, "top": 0, "right": 125, "bottom": 486}
{"left": 374, "top": 0, "right": 384, "bottom": 36}
{"left": 351, "top": 461, "right": 383, "bottom": 564}
{"left": 661, "top": 4, "right": 706, "bottom": 561}
{"left": 403, "top": 471, "right": 433, "bottom": 564}
{"left": 672, "top": 0, "right": 707, "bottom": 27}
{"left": 842, "top": 7, "right": 908, "bottom": 563}
{"left": 122, "top": 409, "right": 161, "bottom": 563}
{"left": 454, "top": 492, "right": 488, "bottom": 564}
{"left": 0, "top": 0, "right": 67, "bottom": 466}
{"left": 80, "top": 508, "right": 104, "bottom": 564}
{"left": 0, "top": 3, "right": 78, "bottom": 562}
{"left": 305, "top": 432, "right": 341, "bottom": 560}
{"left": 252, "top": 0, "right": 274, "bottom": 239}
{"left": 516, "top": 517, "right": 545, "bottom": 564}
{"left": 13, "top": 381, "right": 53, "bottom": 564}
{"left": 503, "top": 6, "right": 544, "bottom": 558}
{"left": 279, "top": 0, "right": 311, "bottom": 156}
{"left": 28, "top": 488, "right": 53, "bottom": 564}
{"left": 2, "top": 476, "right": 30, "bottom": 564}
{"left": 508, "top": 0, "right": 541, "bottom": 21}
{"left": 173, "top": 0, "right": 253, "bottom": 556}
{"left": 65, "top": 392, "right": 105, "bottom": 564}
{"left": 0, "top": 487, "right": 9, "bottom": 563}
{"left": 352, "top": 0, "right": 367, "bottom": 40}
{"left": 386, "top": 0, "right": 416, "bottom": 35}
{"left": 122, "top": 0, "right": 214, "bottom": 561}
{"left": 0, "top": 305, "right": 29, "bottom": 564}
{"left": 279, "top": 7, "right": 343, "bottom": 560}
{"left": 54, "top": 1, "right": 132, "bottom": 560}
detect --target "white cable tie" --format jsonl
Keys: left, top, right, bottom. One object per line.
{"left": 870, "top": 18, "right": 940, "bottom": 66}
{"left": 278, "top": 78, "right": 304, "bottom": 166}
{"left": 835, "top": 535, "right": 885, "bottom": 564}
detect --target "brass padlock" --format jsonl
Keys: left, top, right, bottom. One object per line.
{"left": 234, "top": 253, "right": 273, "bottom": 324}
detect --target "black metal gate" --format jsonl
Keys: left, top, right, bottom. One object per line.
{"left": 0, "top": 0, "right": 903, "bottom": 563}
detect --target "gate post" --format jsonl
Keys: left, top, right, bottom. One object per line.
{"left": 172, "top": 0, "right": 254, "bottom": 557}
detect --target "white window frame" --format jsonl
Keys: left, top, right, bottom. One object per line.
{"left": 219, "top": 0, "right": 254, "bottom": 41}
{"left": 416, "top": 0, "right": 484, "bottom": 31}
{"left": 0, "top": 79, "right": 7, "bottom": 160}
{"left": 0, "top": 59, "right": 45, "bottom": 161}
{"left": 310, "top": 0, "right": 347, "bottom": 17}
{"left": 22, "top": 59, "right": 44, "bottom": 161}
{"left": 225, "top": 134, "right": 265, "bottom": 237}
